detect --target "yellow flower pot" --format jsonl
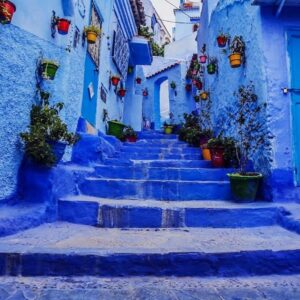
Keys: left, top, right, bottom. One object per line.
{"left": 200, "top": 92, "right": 209, "bottom": 101}
{"left": 229, "top": 53, "right": 242, "bottom": 68}
{"left": 202, "top": 148, "right": 211, "bottom": 161}
{"left": 86, "top": 31, "right": 98, "bottom": 44}
{"left": 164, "top": 126, "right": 173, "bottom": 134}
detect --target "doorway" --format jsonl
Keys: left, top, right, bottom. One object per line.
{"left": 288, "top": 30, "right": 300, "bottom": 185}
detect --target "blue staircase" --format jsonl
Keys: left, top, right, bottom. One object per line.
{"left": 1, "top": 131, "right": 300, "bottom": 278}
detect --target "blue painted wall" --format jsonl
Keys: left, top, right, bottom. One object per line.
{"left": 198, "top": 0, "right": 300, "bottom": 201}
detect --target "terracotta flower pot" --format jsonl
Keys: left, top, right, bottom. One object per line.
{"left": 202, "top": 148, "right": 211, "bottom": 161}
{"left": 0, "top": 0, "right": 16, "bottom": 24}
{"left": 217, "top": 36, "right": 228, "bottom": 48}
{"left": 111, "top": 76, "right": 120, "bottom": 86}
{"left": 210, "top": 147, "right": 225, "bottom": 168}
{"left": 57, "top": 18, "right": 71, "bottom": 35}
{"left": 199, "top": 55, "right": 207, "bottom": 64}
{"left": 86, "top": 31, "right": 98, "bottom": 44}
{"left": 229, "top": 53, "right": 242, "bottom": 68}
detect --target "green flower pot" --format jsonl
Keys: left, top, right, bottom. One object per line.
{"left": 108, "top": 121, "right": 126, "bottom": 139}
{"left": 227, "top": 173, "right": 263, "bottom": 203}
{"left": 207, "top": 64, "right": 216, "bottom": 75}
{"left": 40, "top": 61, "right": 59, "bottom": 80}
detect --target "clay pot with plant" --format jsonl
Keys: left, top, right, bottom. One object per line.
{"left": 229, "top": 36, "right": 245, "bottom": 68}
{"left": 20, "top": 94, "right": 79, "bottom": 167}
{"left": 216, "top": 32, "right": 229, "bottom": 48}
{"left": 185, "top": 84, "right": 192, "bottom": 92}
{"left": 200, "top": 91, "right": 209, "bottom": 101}
{"left": 227, "top": 83, "right": 273, "bottom": 202}
{"left": 207, "top": 57, "right": 218, "bottom": 75}
{"left": 199, "top": 44, "right": 207, "bottom": 64}
{"left": 136, "top": 77, "right": 142, "bottom": 84}
{"left": 84, "top": 25, "right": 101, "bottom": 44}
{"left": 122, "top": 126, "right": 138, "bottom": 143}
{"left": 40, "top": 60, "right": 60, "bottom": 80}
{"left": 111, "top": 75, "right": 120, "bottom": 86}
{"left": 56, "top": 18, "right": 71, "bottom": 35}
{"left": 170, "top": 81, "right": 176, "bottom": 89}
{"left": 163, "top": 121, "right": 173, "bottom": 135}
{"left": 0, "top": 0, "right": 16, "bottom": 24}
{"left": 118, "top": 88, "right": 126, "bottom": 98}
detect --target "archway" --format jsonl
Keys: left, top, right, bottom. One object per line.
{"left": 154, "top": 76, "right": 170, "bottom": 129}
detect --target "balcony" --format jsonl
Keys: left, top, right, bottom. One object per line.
{"left": 129, "top": 36, "right": 153, "bottom": 66}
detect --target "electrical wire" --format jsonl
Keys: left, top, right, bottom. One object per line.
{"left": 144, "top": 13, "right": 195, "bottom": 24}
{"left": 162, "top": 0, "right": 193, "bottom": 19}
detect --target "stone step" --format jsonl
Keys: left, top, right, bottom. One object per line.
{"left": 113, "top": 152, "right": 202, "bottom": 160}
{"left": 123, "top": 142, "right": 190, "bottom": 149}
{"left": 79, "top": 178, "right": 231, "bottom": 200}
{"left": 102, "top": 159, "right": 212, "bottom": 168}
{"left": 94, "top": 165, "right": 230, "bottom": 181}
{"left": 121, "top": 146, "right": 200, "bottom": 154}
{"left": 58, "top": 196, "right": 280, "bottom": 228}
{"left": 1, "top": 222, "right": 300, "bottom": 277}
{"left": 138, "top": 133, "right": 178, "bottom": 140}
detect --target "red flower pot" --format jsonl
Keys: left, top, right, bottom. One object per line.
{"left": 210, "top": 148, "right": 225, "bottom": 168}
{"left": 57, "top": 18, "right": 71, "bottom": 35}
{"left": 217, "top": 36, "right": 228, "bottom": 48}
{"left": 143, "top": 90, "right": 148, "bottom": 97}
{"left": 195, "top": 81, "right": 203, "bottom": 90}
{"left": 127, "top": 136, "right": 137, "bottom": 143}
{"left": 0, "top": 0, "right": 16, "bottom": 24}
{"left": 136, "top": 78, "right": 142, "bottom": 84}
{"left": 111, "top": 76, "right": 120, "bottom": 86}
{"left": 199, "top": 55, "right": 207, "bottom": 64}
{"left": 185, "top": 84, "right": 192, "bottom": 92}
{"left": 118, "top": 89, "right": 126, "bottom": 97}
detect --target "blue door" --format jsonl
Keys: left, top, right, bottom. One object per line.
{"left": 288, "top": 31, "right": 300, "bottom": 185}
{"left": 81, "top": 2, "right": 102, "bottom": 127}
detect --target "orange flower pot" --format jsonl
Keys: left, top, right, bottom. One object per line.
{"left": 202, "top": 148, "right": 211, "bottom": 161}
{"left": 200, "top": 92, "right": 209, "bottom": 101}
{"left": 86, "top": 31, "right": 98, "bottom": 44}
{"left": 229, "top": 53, "right": 242, "bottom": 68}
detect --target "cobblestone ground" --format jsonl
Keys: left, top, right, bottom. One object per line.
{"left": 0, "top": 275, "right": 300, "bottom": 300}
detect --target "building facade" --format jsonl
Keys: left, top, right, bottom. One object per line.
{"left": 197, "top": 0, "right": 300, "bottom": 201}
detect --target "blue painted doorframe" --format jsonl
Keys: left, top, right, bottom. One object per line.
{"left": 288, "top": 30, "right": 300, "bottom": 185}
{"left": 154, "top": 76, "right": 168, "bottom": 129}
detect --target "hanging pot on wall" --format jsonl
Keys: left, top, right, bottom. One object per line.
{"left": 194, "top": 95, "right": 200, "bottom": 103}
{"left": 207, "top": 63, "right": 216, "bottom": 75}
{"left": 199, "top": 55, "right": 207, "bottom": 64}
{"left": 185, "top": 84, "right": 192, "bottom": 92}
{"left": 118, "top": 88, "right": 126, "bottom": 97}
{"left": 195, "top": 81, "right": 203, "bottom": 90}
{"left": 57, "top": 18, "right": 71, "bottom": 35}
{"left": 229, "top": 53, "right": 242, "bottom": 68}
{"left": 40, "top": 60, "right": 59, "bottom": 80}
{"left": 200, "top": 91, "right": 209, "bottom": 101}
{"left": 0, "top": 0, "right": 16, "bottom": 24}
{"left": 136, "top": 77, "right": 142, "bottom": 84}
{"left": 111, "top": 75, "right": 120, "bottom": 86}
{"left": 143, "top": 89, "right": 148, "bottom": 97}
{"left": 217, "top": 35, "right": 228, "bottom": 48}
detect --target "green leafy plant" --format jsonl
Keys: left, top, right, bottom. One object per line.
{"left": 84, "top": 25, "right": 101, "bottom": 35}
{"left": 20, "top": 95, "right": 79, "bottom": 167}
{"left": 122, "top": 126, "right": 137, "bottom": 138}
{"left": 138, "top": 26, "right": 165, "bottom": 56}
{"left": 170, "top": 81, "right": 176, "bottom": 89}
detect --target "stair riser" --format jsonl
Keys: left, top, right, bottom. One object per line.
{"left": 1, "top": 250, "right": 300, "bottom": 277}
{"left": 114, "top": 153, "right": 202, "bottom": 160}
{"left": 102, "top": 159, "right": 212, "bottom": 168}
{"left": 137, "top": 134, "right": 178, "bottom": 140}
{"left": 124, "top": 142, "right": 189, "bottom": 148}
{"left": 121, "top": 147, "right": 200, "bottom": 154}
{"left": 58, "top": 200, "right": 279, "bottom": 229}
{"left": 94, "top": 166, "right": 229, "bottom": 181}
{"left": 79, "top": 180, "right": 231, "bottom": 200}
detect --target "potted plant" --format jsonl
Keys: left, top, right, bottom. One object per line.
{"left": 57, "top": 18, "right": 71, "bottom": 35}
{"left": 163, "top": 121, "right": 173, "bottom": 134}
{"left": 20, "top": 100, "right": 78, "bottom": 167}
{"left": 84, "top": 25, "right": 101, "bottom": 44}
{"left": 207, "top": 137, "right": 225, "bottom": 168}
{"left": 39, "top": 60, "right": 59, "bottom": 80}
{"left": 216, "top": 32, "right": 229, "bottom": 48}
{"left": 199, "top": 44, "right": 207, "bottom": 64}
{"left": 143, "top": 89, "right": 148, "bottom": 97}
{"left": 207, "top": 57, "right": 218, "bottom": 75}
{"left": 227, "top": 84, "right": 272, "bottom": 202}
{"left": 122, "top": 126, "right": 138, "bottom": 143}
{"left": 195, "top": 80, "right": 203, "bottom": 90}
{"left": 0, "top": 0, "right": 16, "bottom": 24}
{"left": 118, "top": 88, "right": 126, "bottom": 98}
{"left": 111, "top": 75, "right": 121, "bottom": 86}
{"left": 229, "top": 36, "right": 245, "bottom": 68}
{"left": 200, "top": 91, "right": 209, "bottom": 101}
{"left": 136, "top": 77, "right": 142, "bottom": 84}
{"left": 194, "top": 95, "right": 200, "bottom": 103}
{"left": 108, "top": 120, "right": 126, "bottom": 139}
{"left": 170, "top": 81, "right": 176, "bottom": 89}
{"left": 185, "top": 84, "right": 192, "bottom": 92}
{"left": 128, "top": 66, "right": 134, "bottom": 74}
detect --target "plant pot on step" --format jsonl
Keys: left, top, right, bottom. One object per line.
{"left": 209, "top": 147, "right": 225, "bottom": 168}
{"left": 127, "top": 136, "right": 137, "bottom": 143}
{"left": 229, "top": 53, "right": 242, "bottom": 68}
{"left": 164, "top": 126, "right": 173, "bottom": 134}
{"left": 48, "top": 141, "right": 67, "bottom": 164}
{"left": 227, "top": 173, "right": 263, "bottom": 203}
{"left": 40, "top": 60, "right": 59, "bottom": 80}
{"left": 107, "top": 120, "right": 126, "bottom": 139}
{"left": 0, "top": 0, "right": 16, "bottom": 24}
{"left": 201, "top": 146, "right": 211, "bottom": 161}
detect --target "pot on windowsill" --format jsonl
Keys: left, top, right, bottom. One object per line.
{"left": 57, "top": 18, "right": 71, "bottom": 35}
{"left": 40, "top": 60, "right": 59, "bottom": 80}
{"left": 227, "top": 173, "right": 263, "bottom": 203}
{"left": 0, "top": 0, "right": 16, "bottom": 24}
